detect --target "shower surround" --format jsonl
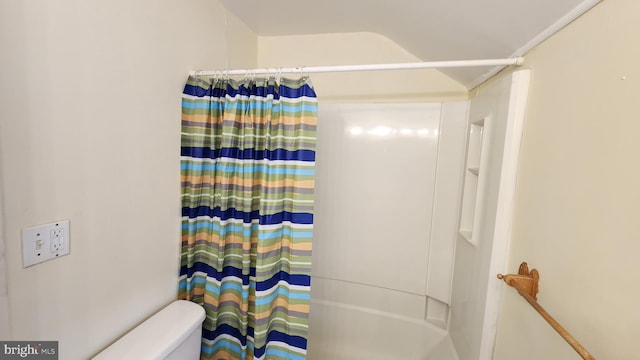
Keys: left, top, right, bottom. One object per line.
{"left": 308, "top": 102, "right": 468, "bottom": 360}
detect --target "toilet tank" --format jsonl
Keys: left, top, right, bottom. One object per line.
{"left": 92, "top": 300, "right": 205, "bottom": 360}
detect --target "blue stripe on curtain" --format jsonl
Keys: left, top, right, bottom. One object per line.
{"left": 183, "top": 81, "right": 317, "bottom": 100}
{"left": 181, "top": 147, "right": 316, "bottom": 162}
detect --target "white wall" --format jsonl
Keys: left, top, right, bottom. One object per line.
{"left": 0, "top": 1, "right": 256, "bottom": 358}
{"left": 258, "top": 32, "right": 468, "bottom": 102}
{"left": 489, "top": 1, "right": 640, "bottom": 359}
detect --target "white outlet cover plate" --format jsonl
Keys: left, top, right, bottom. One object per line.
{"left": 22, "top": 220, "right": 70, "bottom": 267}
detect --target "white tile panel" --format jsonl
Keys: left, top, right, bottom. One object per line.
{"left": 313, "top": 103, "right": 441, "bottom": 295}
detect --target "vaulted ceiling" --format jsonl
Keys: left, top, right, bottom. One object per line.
{"left": 220, "top": 0, "right": 601, "bottom": 88}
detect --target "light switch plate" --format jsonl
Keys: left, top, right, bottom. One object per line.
{"left": 22, "top": 220, "right": 70, "bottom": 267}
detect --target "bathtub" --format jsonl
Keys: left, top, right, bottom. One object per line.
{"left": 307, "top": 299, "right": 459, "bottom": 360}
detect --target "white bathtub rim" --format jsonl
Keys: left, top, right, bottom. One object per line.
{"left": 310, "top": 298, "right": 449, "bottom": 335}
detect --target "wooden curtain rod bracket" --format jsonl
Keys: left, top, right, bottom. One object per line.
{"left": 497, "top": 262, "right": 596, "bottom": 360}
{"left": 497, "top": 261, "right": 539, "bottom": 300}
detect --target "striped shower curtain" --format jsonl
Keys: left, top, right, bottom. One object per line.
{"left": 179, "top": 75, "right": 317, "bottom": 360}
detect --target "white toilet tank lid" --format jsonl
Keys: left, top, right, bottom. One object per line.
{"left": 93, "top": 300, "right": 205, "bottom": 360}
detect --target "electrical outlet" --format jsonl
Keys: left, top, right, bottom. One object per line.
{"left": 22, "top": 220, "right": 70, "bottom": 267}
{"left": 51, "top": 228, "right": 64, "bottom": 252}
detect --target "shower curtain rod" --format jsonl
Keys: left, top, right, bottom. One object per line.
{"left": 190, "top": 57, "right": 524, "bottom": 76}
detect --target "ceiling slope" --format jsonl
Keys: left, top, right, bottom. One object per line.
{"left": 220, "top": 0, "right": 601, "bottom": 88}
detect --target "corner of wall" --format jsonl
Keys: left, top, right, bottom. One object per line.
{"left": 222, "top": 3, "right": 258, "bottom": 69}
{"left": 257, "top": 32, "right": 468, "bottom": 102}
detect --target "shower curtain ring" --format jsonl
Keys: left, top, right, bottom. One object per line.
{"left": 277, "top": 67, "right": 283, "bottom": 83}
{"left": 298, "top": 66, "right": 307, "bottom": 80}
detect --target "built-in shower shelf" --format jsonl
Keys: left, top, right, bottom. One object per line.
{"left": 459, "top": 117, "right": 486, "bottom": 247}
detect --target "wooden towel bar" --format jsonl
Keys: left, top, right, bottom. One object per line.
{"left": 497, "top": 262, "right": 595, "bottom": 360}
